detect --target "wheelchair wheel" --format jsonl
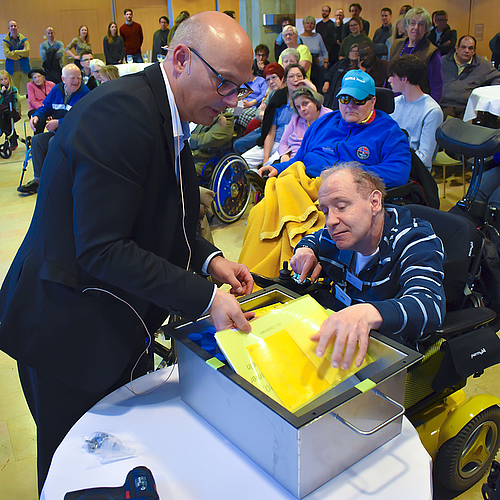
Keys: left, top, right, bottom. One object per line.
{"left": 434, "top": 405, "right": 500, "bottom": 492}
{"left": 210, "top": 153, "right": 252, "bottom": 223}
{"left": 0, "top": 141, "right": 12, "bottom": 159}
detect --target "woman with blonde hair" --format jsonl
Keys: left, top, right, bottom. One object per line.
{"left": 65, "top": 25, "right": 92, "bottom": 64}
{"left": 100, "top": 65, "right": 120, "bottom": 82}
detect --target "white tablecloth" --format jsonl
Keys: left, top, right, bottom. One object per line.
{"left": 463, "top": 85, "right": 500, "bottom": 122}
{"left": 41, "top": 367, "right": 432, "bottom": 499}
{"left": 115, "top": 62, "right": 154, "bottom": 77}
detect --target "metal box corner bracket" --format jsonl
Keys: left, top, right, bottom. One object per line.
{"left": 168, "top": 285, "right": 422, "bottom": 499}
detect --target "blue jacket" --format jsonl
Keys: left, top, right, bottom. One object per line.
{"left": 295, "top": 205, "right": 446, "bottom": 348}
{"left": 276, "top": 110, "right": 411, "bottom": 188}
{"left": 34, "top": 82, "right": 90, "bottom": 123}
{"left": 3, "top": 34, "right": 31, "bottom": 75}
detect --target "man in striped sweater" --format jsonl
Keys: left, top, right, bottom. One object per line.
{"left": 290, "top": 163, "right": 445, "bottom": 370}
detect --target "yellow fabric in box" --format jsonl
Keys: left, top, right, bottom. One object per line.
{"left": 247, "top": 326, "right": 373, "bottom": 413}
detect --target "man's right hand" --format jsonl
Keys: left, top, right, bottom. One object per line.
{"left": 29, "top": 115, "right": 39, "bottom": 132}
{"left": 46, "top": 119, "right": 59, "bottom": 132}
{"left": 257, "top": 165, "right": 278, "bottom": 178}
{"left": 290, "top": 247, "right": 322, "bottom": 283}
{"left": 208, "top": 288, "right": 254, "bottom": 333}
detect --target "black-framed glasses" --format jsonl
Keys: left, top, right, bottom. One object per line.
{"left": 338, "top": 95, "right": 372, "bottom": 106}
{"left": 188, "top": 47, "right": 252, "bottom": 99}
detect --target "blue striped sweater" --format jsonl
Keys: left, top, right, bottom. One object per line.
{"left": 295, "top": 205, "right": 446, "bottom": 347}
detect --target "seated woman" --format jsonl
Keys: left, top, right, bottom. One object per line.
{"left": 0, "top": 70, "right": 20, "bottom": 149}
{"left": 27, "top": 67, "right": 56, "bottom": 134}
{"left": 241, "top": 64, "right": 309, "bottom": 168}
{"left": 278, "top": 25, "right": 313, "bottom": 79}
{"left": 100, "top": 65, "right": 120, "bottom": 82}
{"left": 267, "top": 87, "right": 332, "bottom": 165}
{"left": 233, "top": 74, "right": 267, "bottom": 130}
{"left": 388, "top": 55, "right": 443, "bottom": 170}
{"left": 240, "top": 70, "right": 410, "bottom": 277}
{"left": 234, "top": 63, "right": 286, "bottom": 153}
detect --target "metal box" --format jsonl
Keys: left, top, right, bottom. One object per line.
{"left": 168, "top": 285, "right": 422, "bottom": 498}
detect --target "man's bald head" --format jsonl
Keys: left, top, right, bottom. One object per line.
{"left": 62, "top": 64, "right": 82, "bottom": 96}
{"left": 165, "top": 11, "right": 253, "bottom": 125}
{"left": 170, "top": 10, "right": 252, "bottom": 61}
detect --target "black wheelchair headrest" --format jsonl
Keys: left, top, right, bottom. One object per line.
{"left": 372, "top": 43, "right": 388, "bottom": 57}
{"left": 374, "top": 87, "right": 395, "bottom": 114}
{"left": 436, "top": 118, "right": 500, "bottom": 158}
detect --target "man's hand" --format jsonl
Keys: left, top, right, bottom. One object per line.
{"left": 310, "top": 304, "right": 383, "bottom": 370}
{"left": 207, "top": 256, "right": 254, "bottom": 296}
{"left": 257, "top": 60, "right": 266, "bottom": 70}
{"left": 46, "top": 119, "right": 59, "bottom": 132}
{"left": 208, "top": 288, "right": 253, "bottom": 333}
{"left": 29, "top": 115, "right": 39, "bottom": 132}
{"left": 322, "top": 81, "right": 330, "bottom": 93}
{"left": 290, "top": 247, "right": 322, "bottom": 283}
{"left": 257, "top": 165, "right": 278, "bottom": 177}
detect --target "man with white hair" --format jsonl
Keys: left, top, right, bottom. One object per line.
{"left": 0, "top": 12, "right": 254, "bottom": 493}
{"left": 18, "top": 63, "right": 90, "bottom": 194}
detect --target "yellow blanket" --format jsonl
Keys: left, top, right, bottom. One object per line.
{"left": 239, "top": 162, "right": 325, "bottom": 278}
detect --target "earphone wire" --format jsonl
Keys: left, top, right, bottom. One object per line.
{"left": 81, "top": 287, "right": 176, "bottom": 396}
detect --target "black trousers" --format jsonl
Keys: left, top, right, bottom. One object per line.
{"left": 18, "top": 339, "right": 151, "bottom": 495}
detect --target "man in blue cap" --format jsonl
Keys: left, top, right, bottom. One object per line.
{"left": 258, "top": 69, "right": 410, "bottom": 188}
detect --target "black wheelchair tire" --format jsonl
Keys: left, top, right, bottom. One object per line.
{"left": 434, "top": 405, "right": 500, "bottom": 492}
{"left": 0, "top": 142, "right": 12, "bottom": 159}
{"left": 210, "top": 153, "right": 253, "bottom": 223}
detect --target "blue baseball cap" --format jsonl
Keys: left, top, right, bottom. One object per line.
{"left": 336, "top": 70, "right": 376, "bottom": 100}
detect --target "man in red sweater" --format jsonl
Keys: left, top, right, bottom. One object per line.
{"left": 120, "top": 8, "right": 143, "bottom": 63}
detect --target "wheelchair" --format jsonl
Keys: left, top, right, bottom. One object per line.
{"left": 249, "top": 119, "right": 500, "bottom": 494}
{"left": 0, "top": 99, "right": 18, "bottom": 159}
{"left": 199, "top": 148, "right": 254, "bottom": 224}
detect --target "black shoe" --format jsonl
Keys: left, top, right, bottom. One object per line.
{"left": 17, "top": 179, "right": 39, "bottom": 195}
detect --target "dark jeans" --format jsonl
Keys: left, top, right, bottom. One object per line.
{"left": 32, "top": 131, "right": 55, "bottom": 179}
{"left": 233, "top": 128, "right": 261, "bottom": 155}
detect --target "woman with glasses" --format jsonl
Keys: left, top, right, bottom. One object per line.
{"left": 278, "top": 25, "right": 313, "bottom": 79}
{"left": 339, "top": 16, "right": 371, "bottom": 60}
{"left": 252, "top": 44, "right": 270, "bottom": 77}
{"left": 240, "top": 64, "right": 310, "bottom": 168}
{"left": 389, "top": 7, "right": 442, "bottom": 103}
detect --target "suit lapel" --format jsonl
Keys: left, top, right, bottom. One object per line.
{"left": 144, "top": 63, "right": 175, "bottom": 168}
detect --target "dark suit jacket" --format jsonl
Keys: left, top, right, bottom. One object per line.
{"left": 0, "top": 63, "right": 217, "bottom": 393}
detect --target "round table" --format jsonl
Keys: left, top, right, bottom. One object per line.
{"left": 463, "top": 86, "right": 500, "bottom": 122}
{"left": 41, "top": 366, "right": 432, "bottom": 499}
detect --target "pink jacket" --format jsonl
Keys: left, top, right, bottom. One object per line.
{"left": 27, "top": 80, "right": 56, "bottom": 111}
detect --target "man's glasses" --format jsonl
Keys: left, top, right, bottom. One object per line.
{"left": 338, "top": 95, "right": 372, "bottom": 105}
{"left": 189, "top": 47, "right": 252, "bottom": 99}
{"left": 255, "top": 52, "right": 267, "bottom": 58}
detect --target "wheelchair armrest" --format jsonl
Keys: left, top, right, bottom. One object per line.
{"left": 435, "top": 307, "right": 497, "bottom": 338}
